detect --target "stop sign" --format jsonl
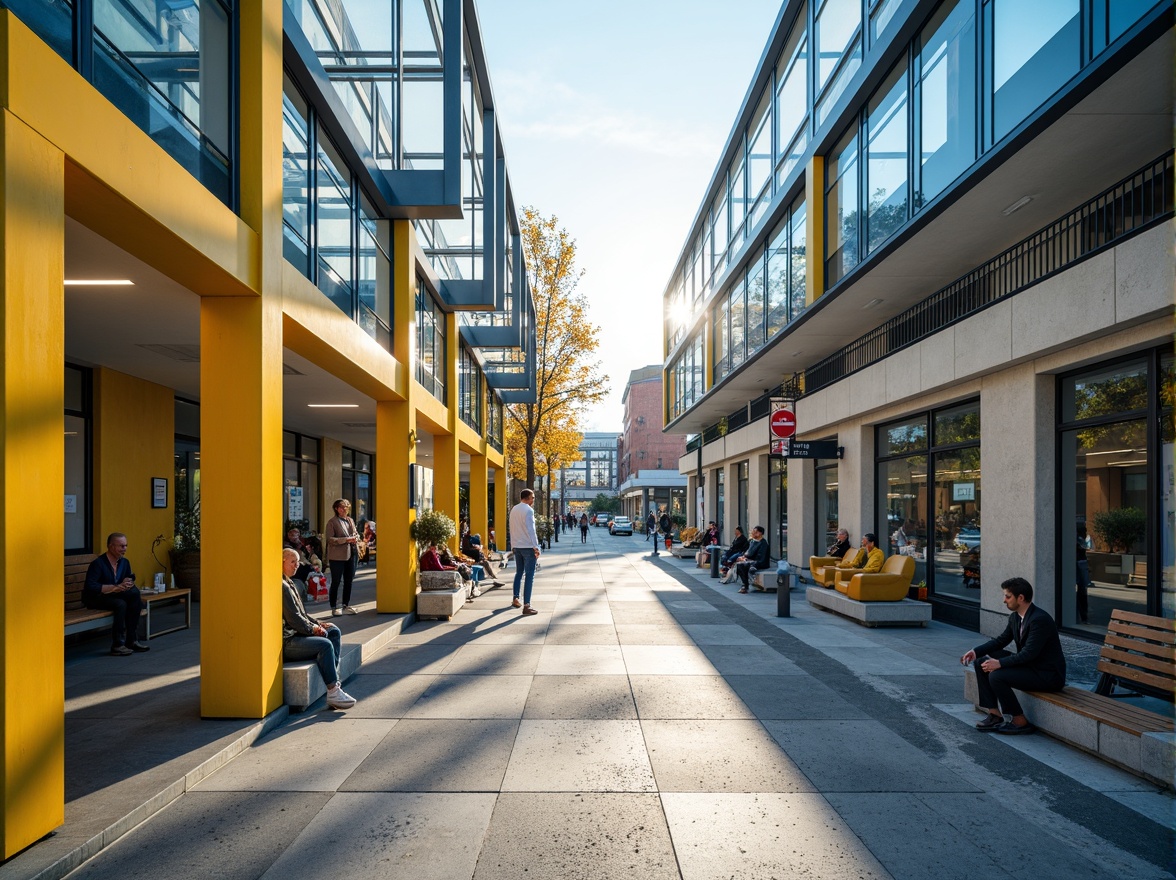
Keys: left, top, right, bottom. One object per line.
{"left": 770, "top": 408, "right": 796, "bottom": 438}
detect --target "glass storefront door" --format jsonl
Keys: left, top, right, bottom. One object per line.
{"left": 816, "top": 461, "right": 839, "bottom": 554}
{"left": 769, "top": 458, "right": 788, "bottom": 560}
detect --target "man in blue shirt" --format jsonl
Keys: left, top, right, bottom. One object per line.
{"left": 508, "top": 488, "right": 541, "bottom": 615}
{"left": 83, "top": 533, "right": 149, "bottom": 655}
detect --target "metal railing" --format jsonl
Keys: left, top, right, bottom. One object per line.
{"left": 806, "top": 153, "right": 1174, "bottom": 393}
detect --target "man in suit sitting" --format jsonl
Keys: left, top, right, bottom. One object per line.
{"left": 960, "top": 577, "right": 1066, "bottom": 735}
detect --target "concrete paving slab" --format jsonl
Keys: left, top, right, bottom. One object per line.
{"left": 551, "top": 610, "right": 617, "bottom": 625}
{"left": 307, "top": 673, "right": 433, "bottom": 719}
{"left": 608, "top": 603, "right": 679, "bottom": 625}
{"left": 340, "top": 719, "right": 519, "bottom": 792}
{"left": 404, "top": 674, "right": 533, "bottom": 719}
{"left": 762, "top": 719, "right": 978, "bottom": 792}
{"left": 614, "top": 624, "right": 697, "bottom": 645}
{"left": 696, "top": 644, "right": 805, "bottom": 675}
{"left": 535, "top": 644, "right": 627, "bottom": 675}
{"left": 501, "top": 720, "right": 656, "bottom": 792}
{"left": 681, "top": 624, "right": 765, "bottom": 646}
{"left": 630, "top": 675, "right": 754, "bottom": 720}
{"left": 643, "top": 720, "right": 814, "bottom": 792}
{"left": 65, "top": 791, "right": 330, "bottom": 880}
{"left": 359, "top": 644, "right": 455, "bottom": 675}
{"left": 194, "top": 718, "right": 394, "bottom": 791}
{"left": 523, "top": 675, "right": 638, "bottom": 720}
{"left": 782, "top": 622, "right": 880, "bottom": 647}
{"left": 725, "top": 675, "right": 869, "bottom": 720}
{"left": 472, "top": 793, "right": 680, "bottom": 880}
{"left": 440, "top": 643, "right": 542, "bottom": 675}
{"left": 662, "top": 792, "right": 893, "bottom": 880}
{"left": 820, "top": 646, "right": 951, "bottom": 676}
{"left": 541, "top": 623, "right": 618, "bottom": 644}
{"left": 620, "top": 644, "right": 718, "bottom": 675}
{"left": 65, "top": 674, "right": 198, "bottom": 718}
{"left": 259, "top": 792, "right": 497, "bottom": 880}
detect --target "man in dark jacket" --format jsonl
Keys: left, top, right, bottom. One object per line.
{"left": 735, "top": 526, "right": 771, "bottom": 593}
{"left": 961, "top": 577, "right": 1066, "bottom": 735}
{"left": 826, "top": 529, "right": 852, "bottom": 558}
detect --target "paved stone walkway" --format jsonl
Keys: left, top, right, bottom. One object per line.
{"left": 64, "top": 532, "right": 1173, "bottom": 879}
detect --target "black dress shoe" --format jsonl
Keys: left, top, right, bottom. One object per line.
{"left": 128, "top": 642, "right": 151, "bottom": 653}
{"left": 994, "top": 721, "right": 1036, "bottom": 735}
{"left": 975, "top": 714, "right": 1005, "bottom": 731}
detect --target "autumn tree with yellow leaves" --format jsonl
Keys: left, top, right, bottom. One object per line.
{"left": 505, "top": 207, "right": 608, "bottom": 512}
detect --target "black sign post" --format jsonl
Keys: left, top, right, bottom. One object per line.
{"left": 786, "top": 440, "right": 843, "bottom": 459}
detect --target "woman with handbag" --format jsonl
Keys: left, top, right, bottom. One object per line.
{"left": 325, "top": 498, "right": 360, "bottom": 616}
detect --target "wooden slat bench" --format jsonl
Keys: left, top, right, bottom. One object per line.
{"left": 965, "top": 609, "right": 1174, "bottom": 787}
{"left": 64, "top": 553, "right": 193, "bottom": 640}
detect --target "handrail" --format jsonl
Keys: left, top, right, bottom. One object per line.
{"left": 806, "top": 153, "right": 1174, "bottom": 393}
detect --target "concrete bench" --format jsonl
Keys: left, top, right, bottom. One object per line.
{"left": 806, "top": 585, "right": 931, "bottom": 627}
{"left": 963, "top": 609, "right": 1174, "bottom": 787}
{"left": 670, "top": 545, "right": 697, "bottom": 559}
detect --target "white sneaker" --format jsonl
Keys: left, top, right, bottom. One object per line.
{"left": 470, "top": 586, "right": 482, "bottom": 598}
{"left": 326, "top": 686, "right": 356, "bottom": 709}
{"left": 332, "top": 607, "right": 342, "bottom": 617}
{"left": 343, "top": 605, "right": 358, "bottom": 615}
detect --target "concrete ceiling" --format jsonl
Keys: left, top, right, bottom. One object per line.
{"left": 669, "top": 30, "right": 1173, "bottom": 432}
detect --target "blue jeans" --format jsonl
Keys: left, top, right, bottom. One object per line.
{"left": 512, "top": 548, "right": 538, "bottom": 605}
{"left": 283, "top": 627, "right": 342, "bottom": 688}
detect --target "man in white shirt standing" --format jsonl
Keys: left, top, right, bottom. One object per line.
{"left": 508, "top": 488, "right": 542, "bottom": 615}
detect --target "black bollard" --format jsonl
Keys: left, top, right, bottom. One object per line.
{"left": 710, "top": 547, "right": 721, "bottom": 578}
{"left": 777, "top": 571, "right": 791, "bottom": 616}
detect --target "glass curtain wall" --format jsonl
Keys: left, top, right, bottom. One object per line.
{"left": 283, "top": 432, "right": 320, "bottom": 532}
{"left": 916, "top": 0, "right": 976, "bottom": 208}
{"left": 415, "top": 278, "right": 447, "bottom": 402}
{"left": 814, "top": 0, "right": 862, "bottom": 125}
{"left": 458, "top": 344, "right": 483, "bottom": 430}
{"left": 876, "top": 401, "right": 981, "bottom": 606}
{"left": 341, "top": 448, "right": 373, "bottom": 529}
{"left": 3, "top": 0, "right": 234, "bottom": 204}
{"left": 815, "top": 460, "right": 839, "bottom": 554}
{"left": 1058, "top": 349, "right": 1173, "bottom": 631}
{"left": 64, "top": 365, "right": 92, "bottom": 554}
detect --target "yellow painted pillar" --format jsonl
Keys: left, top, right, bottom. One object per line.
{"left": 195, "top": 0, "right": 284, "bottom": 719}
{"left": 492, "top": 465, "right": 508, "bottom": 552}
{"left": 200, "top": 296, "right": 284, "bottom": 717}
{"left": 376, "top": 399, "right": 416, "bottom": 612}
{"left": 434, "top": 433, "right": 460, "bottom": 549}
{"left": 805, "top": 155, "right": 825, "bottom": 306}
{"left": 0, "top": 110, "right": 65, "bottom": 858}
{"left": 469, "top": 453, "right": 488, "bottom": 539}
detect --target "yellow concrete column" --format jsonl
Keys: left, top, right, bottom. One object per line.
{"left": 805, "top": 155, "right": 825, "bottom": 306}
{"left": 0, "top": 110, "right": 65, "bottom": 858}
{"left": 434, "top": 433, "right": 460, "bottom": 549}
{"left": 492, "top": 465, "right": 508, "bottom": 552}
{"left": 376, "top": 399, "right": 416, "bottom": 612}
{"left": 469, "top": 453, "right": 488, "bottom": 539}
{"left": 200, "top": 296, "right": 284, "bottom": 717}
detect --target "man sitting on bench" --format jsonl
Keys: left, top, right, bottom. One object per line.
{"left": 83, "top": 533, "right": 149, "bottom": 656}
{"left": 960, "top": 577, "right": 1066, "bottom": 735}
{"left": 282, "top": 548, "right": 356, "bottom": 710}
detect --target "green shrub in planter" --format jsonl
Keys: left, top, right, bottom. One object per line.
{"left": 1091, "top": 507, "right": 1146, "bottom": 553}
{"left": 411, "top": 508, "right": 456, "bottom": 554}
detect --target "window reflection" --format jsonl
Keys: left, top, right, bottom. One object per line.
{"left": 826, "top": 127, "right": 860, "bottom": 285}
{"left": 866, "top": 64, "right": 908, "bottom": 253}
{"left": 917, "top": 0, "right": 976, "bottom": 207}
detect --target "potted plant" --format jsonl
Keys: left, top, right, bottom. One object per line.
{"left": 411, "top": 508, "right": 456, "bottom": 556}
{"left": 535, "top": 514, "right": 554, "bottom": 548}
{"left": 170, "top": 496, "right": 201, "bottom": 601}
{"left": 1091, "top": 507, "right": 1147, "bottom": 585}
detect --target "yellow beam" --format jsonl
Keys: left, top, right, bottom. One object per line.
{"left": 0, "top": 109, "right": 65, "bottom": 857}
{"left": 805, "top": 155, "right": 825, "bottom": 306}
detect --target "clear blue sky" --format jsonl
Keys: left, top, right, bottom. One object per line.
{"left": 478, "top": 1, "right": 784, "bottom": 432}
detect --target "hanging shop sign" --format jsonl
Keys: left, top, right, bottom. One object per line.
{"left": 786, "top": 440, "right": 843, "bottom": 459}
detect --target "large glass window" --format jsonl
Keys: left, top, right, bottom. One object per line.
{"left": 826, "top": 126, "right": 860, "bottom": 286}
{"left": 342, "top": 448, "right": 373, "bottom": 528}
{"left": 747, "top": 92, "right": 773, "bottom": 231}
{"left": 358, "top": 195, "right": 392, "bottom": 348}
{"left": 815, "top": 460, "right": 839, "bottom": 554}
{"left": 769, "top": 458, "right": 788, "bottom": 560}
{"left": 746, "top": 259, "right": 766, "bottom": 356}
{"left": 815, "top": 0, "right": 862, "bottom": 125}
{"left": 876, "top": 402, "right": 981, "bottom": 606}
{"left": 988, "top": 0, "right": 1080, "bottom": 144}
{"left": 716, "top": 468, "right": 726, "bottom": 539}
{"left": 789, "top": 199, "right": 808, "bottom": 320}
{"left": 1059, "top": 351, "right": 1172, "bottom": 631}
{"left": 714, "top": 296, "right": 730, "bottom": 382}
{"left": 283, "top": 431, "right": 320, "bottom": 532}
{"left": 737, "top": 461, "right": 750, "bottom": 535}
{"left": 458, "top": 344, "right": 482, "bottom": 430}
{"left": 316, "top": 126, "right": 354, "bottom": 313}
{"left": 64, "top": 365, "right": 91, "bottom": 554}
{"left": 728, "top": 279, "right": 747, "bottom": 370}
{"left": 775, "top": 8, "right": 808, "bottom": 187}
{"left": 1093, "top": 0, "right": 1162, "bottom": 48}
{"left": 865, "top": 63, "right": 908, "bottom": 253}
{"left": 917, "top": 0, "right": 976, "bottom": 208}
{"left": 283, "top": 81, "right": 312, "bottom": 276}
{"left": 415, "top": 279, "right": 446, "bottom": 403}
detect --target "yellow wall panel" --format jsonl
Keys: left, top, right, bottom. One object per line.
{"left": 93, "top": 369, "right": 175, "bottom": 582}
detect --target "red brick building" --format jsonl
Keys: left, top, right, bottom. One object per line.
{"left": 618, "top": 366, "right": 687, "bottom": 521}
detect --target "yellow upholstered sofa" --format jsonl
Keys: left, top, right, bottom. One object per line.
{"left": 810, "top": 548, "right": 865, "bottom": 587}
{"left": 839, "top": 555, "right": 916, "bottom": 602}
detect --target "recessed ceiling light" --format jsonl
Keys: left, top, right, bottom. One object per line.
{"left": 307, "top": 404, "right": 360, "bottom": 408}
{"left": 64, "top": 279, "right": 134, "bottom": 286}
{"left": 1002, "top": 195, "right": 1033, "bottom": 216}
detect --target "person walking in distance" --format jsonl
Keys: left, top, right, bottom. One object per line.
{"left": 579, "top": 512, "right": 590, "bottom": 544}
{"left": 508, "top": 488, "right": 542, "bottom": 615}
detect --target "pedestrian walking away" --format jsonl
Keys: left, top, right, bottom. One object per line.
{"left": 579, "top": 512, "right": 589, "bottom": 543}
{"left": 508, "top": 488, "right": 542, "bottom": 614}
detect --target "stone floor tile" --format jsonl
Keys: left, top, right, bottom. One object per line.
{"left": 259, "top": 792, "right": 497, "bottom": 880}
{"left": 501, "top": 720, "right": 655, "bottom": 792}
{"left": 621, "top": 644, "right": 719, "bottom": 675}
{"left": 472, "top": 793, "right": 680, "bottom": 880}
{"left": 194, "top": 718, "right": 394, "bottom": 791}
{"left": 643, "top": 719, "right": 814, "bottom": 792}
{"left": 440, "top": 643, "right": 543, "bottom": 676}
{"left": 543, "top": 624, "right": 619, "bottom": 644}
{"left": 820, "top": 646, "right": 952, "bottom": 676}
{"left": 630, "top": 675, "right": 754, "bottom": 720}
{"left": 535, "top": 644, "right": 627, "bottom": 675}
{"left": 523, "top": 675, "right": 637, "bottom": 720}
{"left": 360, "top": 644, "right": 456, "bottom": 675}
{"left": 725, "top": 675, "right": 869, "bottom": 720}
{"left": 340, "top": 719, "right": 518, "bottom": 792}
{"left": 404, "top": 674, "right": 532, "bottom": 719}
{"left": 334, "top": 674, "right": 435, "bottom": 718}
{"left": 662, "top": 792, "right": 893, "bottom": 880}
{"left": 681, "top": 624, "right": 766, "bottom": 646}
{"left": 696, "top": 644, "right": 805, "bottom": 675}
